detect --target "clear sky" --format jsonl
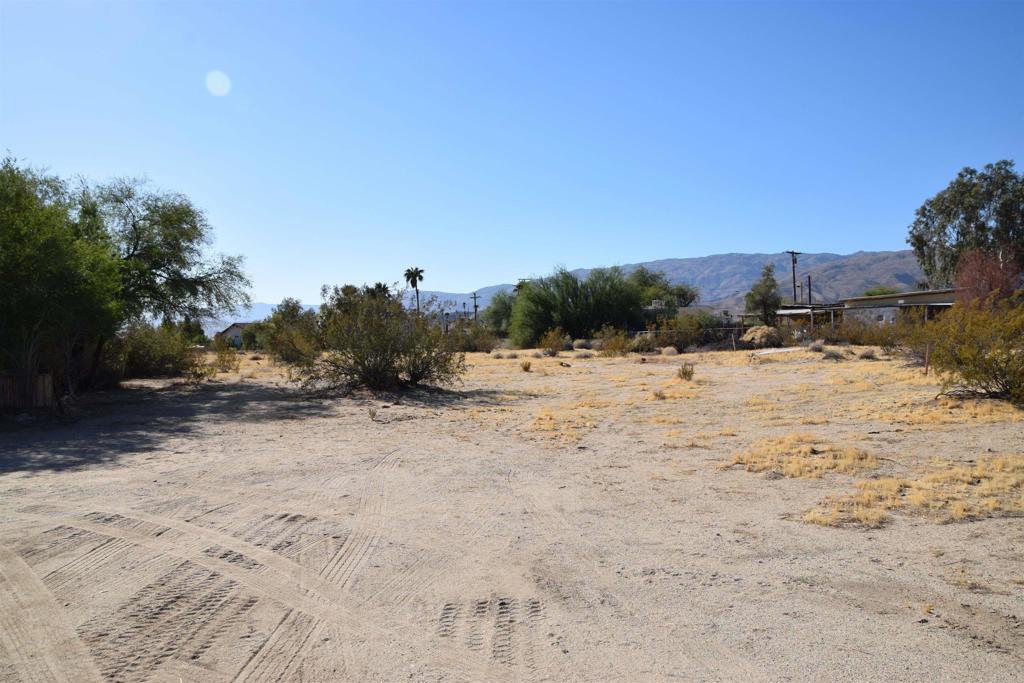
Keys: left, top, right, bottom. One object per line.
{"left": 2, "top": 1, "right": 1022, "bottom": 303}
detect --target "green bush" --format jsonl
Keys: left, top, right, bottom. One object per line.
{"left": 925, "top": 299, "right": 1024, "bottom": 404}
{"left": 448, "top": 320, "right": 498, "bottom": 353}
{"left": 297, "top": 287, "right": 465, "bottom": 391}
{"left": 118, "top": 322, "right": 196, "bottom": 378}
{"left": 262, "top": 298, "right": 320, "bottom": 364}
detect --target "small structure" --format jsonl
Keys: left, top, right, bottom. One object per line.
{"left": 840, "top": 288, "right": 957, "bottom": 324}
{"left": 218, "top": 322, "right": 252, "bottom": 347}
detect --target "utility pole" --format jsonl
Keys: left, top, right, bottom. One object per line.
{"left": 470, "top": 292, "right": 481, "bottom": 322}
{"left": 807, "top": 274, "right": 812, "bottom": 305}
{"left": 785, "top": 251, "right": 802, "bottom": 304}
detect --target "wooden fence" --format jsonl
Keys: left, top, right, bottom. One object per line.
{"left": 0, "top": 373, "right": 56, "bottom": 410}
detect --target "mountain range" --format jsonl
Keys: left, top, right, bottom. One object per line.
{"left": 212, "top": 249, "right": 924, "bottom": 332}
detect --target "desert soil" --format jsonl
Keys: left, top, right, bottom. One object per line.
{"left": 1, "top": 348, "right": 1023, "bottom": 682}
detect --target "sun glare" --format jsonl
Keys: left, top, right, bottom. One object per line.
{"left": 205, "top": 70, "right": 232, "bottom": 97}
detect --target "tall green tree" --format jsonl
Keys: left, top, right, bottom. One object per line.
{"left": 0, "top": 158, "right": 121, "bottom": 396}
{"left": 744, "top": 263, "right": 782, "bottom": 326}
{"left": 508, "top": 267, "right": 644, "bottom": 347}
{"left": 404, "top": 267, "right": 424, "bottom": 312}
{"left": 482, "top": 290, "right": 516, "bottom": 335}
{"left": 908, "top": 160, "right": 1024, "bottom": 288}
{"left": 86, "top": 178, "right": 251, "bottom": 321}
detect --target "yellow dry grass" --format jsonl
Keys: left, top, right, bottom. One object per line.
{"left": 804, "top": 455, "right": 1024, "bottom": 528}
{"left": 723, "top": 433, "right": 877, "bottom": 478}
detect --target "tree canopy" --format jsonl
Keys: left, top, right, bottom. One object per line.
{"left": 744, "top": 263, "right": 782, "bottom": 326}
{"left": 0, "top": 157, "right": 250, "bottom": 398}
{"left": 908, "top": 160, "right": 1024, "bottom": 289}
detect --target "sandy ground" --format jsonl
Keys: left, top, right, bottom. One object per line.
{"left": 1, "top": 347, "right": 1023, "bottom": 682}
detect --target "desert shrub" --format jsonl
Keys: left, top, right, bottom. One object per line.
{"left": 858, "top": 348, "right": 878, "bottom": 360}
{"left": 630, "top": 332, "right": 658, "bottom": 353}
{"left": 520, "top": 360, "right": 531, "bottom": 372}
{"left": 212, "top": 334, "right": 241, "bottom": 372}
{"left": 677, "top": 362, "right": 695, "bottom": 381}
{"left": 505, "top": 351, "right": 518, "bottom": 359}
{"left": 595, "top": 325, "right": 630, "bottom": 357}
{"left": 573, "top": 338, "right": 591, "bottom": 350}
{"left": 740, "top": 326, "right": 782, "bottom": 349}
{"left": 482, "top": 290, "right": 516, "bottom": 336}
{"left": 119, "top": 322, "right": 196, "bottom": 378}
{"left": 262, "top": 298, "right": 320, "bottom": 364}
{"left": 540, "top": 327, "right": 570, "bottom": 357}
{"left": 661, "top": 346, "right": 679, "bottom": 356}
{"left": 448, "top": 321, "right": 498, "bottom": 353}
{"left": 808, "top": 340, "right": 825, "bottom": 353}
{"left": 575, "top": 351, "right": 594, "bottom": 359}
{"left": 400, "top": 319, "right": 467, "bottom": 386}
{"left": 925, "top": 298, "right": 1024, "bottom": 404}
{"left": 822, "top": 349, "right": 844, "bottom": 362}
{"left": 531, "top": 351, "right": 542, "bottom": 358}
{"left": 492, "top": 352, "right": 504, "bottom": 359}
{"left": 297, "top": 288, "right": 465, "bottom": 391}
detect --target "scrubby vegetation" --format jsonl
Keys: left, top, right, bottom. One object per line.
{"left": 293, "top": 285, "right": 465, "bottom": 391}
{"left": 925, "top": 297, "right": 1024, "bottom": 404}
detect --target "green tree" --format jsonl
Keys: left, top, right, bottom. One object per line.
{"left": 0, "top": 158, "right": 121, "bottom": 398}
{"left": 744, "top": 263, "right": 782, "bottom": 326}
{"left": 908, "top": 160, "right": 1024, "bottom": 288}
{"left": 482, "top": 290, "right": 516, "bottom": 335}
{"left": 508, "top": 267, "right": 644, "bottom": 347}
{"left": 626, "top": 266, "right": 699, "bottom": 315}
{"left": 404, "top": 267, "right": 424, "bottom": 312}
{"left": 86, "top": 178, "right": 251, "bottom": 321}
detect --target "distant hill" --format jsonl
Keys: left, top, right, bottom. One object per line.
{"left": 214, "top": 250, "right": 923, "bottom": 333}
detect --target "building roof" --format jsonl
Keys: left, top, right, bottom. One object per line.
{"left": 218, "top": 322, "right": 254, "bottom": 335}
{"left": 840, "top": 288, "right": 958, "bottom": 308}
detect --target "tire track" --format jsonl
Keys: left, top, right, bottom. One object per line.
{"left": 0, "top": 546, "right": 104, "bottom": 683}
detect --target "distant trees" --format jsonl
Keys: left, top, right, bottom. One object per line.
{"left": 507, "top": 267, "right": 644, "bottom": 347}
{"left": 404, "top": 267, "right": 424, "bottom": 312}
{"left": 744, "top": 263, "right": 782, "bottom": 326}
{"left": 0, "top": 156, "right": 250, "bottom": 401}
{"left": 482, "top": 290, "right": 515, "bottom": 336}
{"left": 628, "top": 266, "right": 699, "bottom": 311}
{"left": 908, "top": 160, "right": 1024, "bottom": 289}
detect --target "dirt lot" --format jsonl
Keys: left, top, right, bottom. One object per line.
{"left": 1, "top": 347, "right": 1023, "bottom": 682}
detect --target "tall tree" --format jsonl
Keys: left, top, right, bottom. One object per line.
{"left": 744, "top": 263, "right": 782, "bottom": 326}
{"left": 908, "top": 160, "right": 1024, "bottom": 288}
{"left": 0, "top": 158, "right": 121, "bottom": 397}
{"left": 404, "top": 266, "right": 424, "bottom": 312}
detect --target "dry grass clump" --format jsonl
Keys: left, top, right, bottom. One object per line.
{"left": 821, "top": 348, "right": 844, "bottom": 362}
{"left": 804, "top": 455, "right": 1024, "bottom": 528}
{"left": 677, "top": 362, "right": 694, "bottom": 381}
{"left": 575, "top": 351, "right": 594, "bottom": 359}
{"left": 530, "top": 405, "right": 598, "bottom": 442}
{"left": 520, "top": 360, "right": 532, "bottom": 372}
{"left": 661, "top": 346, "right": 679, "bottom": 356}
{"left": 808, "top": 340, "right": 825, "bottom": 353}
{"left": 858, "top": 348, "right": 878, "bottom": 360}
{"left": 722, "top": 433, "right": 877, "bottom": 478}
{"left": 741, "top": 326, "right": 782, "bottom": 348}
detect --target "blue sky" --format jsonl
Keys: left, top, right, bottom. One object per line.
{"left": 2, "top": 1, "right": 1022, "bottom": 303}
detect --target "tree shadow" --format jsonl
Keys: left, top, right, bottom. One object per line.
{"left": 0, "top": 381, "right": 334, "bottom": 475}
{"left": 341, "top": 385, "right": 543, "bottom": 411}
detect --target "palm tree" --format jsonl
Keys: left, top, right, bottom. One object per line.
{"left": 404, "top": 267, "right": 424, "bottom": 312}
